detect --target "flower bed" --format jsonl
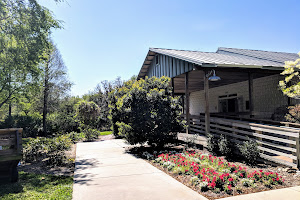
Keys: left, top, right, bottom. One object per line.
{"left": 139, "top": 150, "right": 291, "bottom": 199}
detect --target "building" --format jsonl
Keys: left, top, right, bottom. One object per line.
{"left": 138, "top": 47, "right": 300, "bottom": 168}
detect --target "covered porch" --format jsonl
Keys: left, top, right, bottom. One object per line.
{"left": 174, "top": 68, "right": 300, "bottom": 169}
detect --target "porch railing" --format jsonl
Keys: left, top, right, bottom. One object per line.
{"left": 188, "top": 115, "right": 300, "bottom": 168}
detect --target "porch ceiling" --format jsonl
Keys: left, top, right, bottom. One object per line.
{"left": 173, "top": 68, "right": 279, "bottom": 94}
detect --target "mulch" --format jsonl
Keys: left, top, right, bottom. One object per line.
{"left": 128, "top": 143, "right": 300, "bottom": 200}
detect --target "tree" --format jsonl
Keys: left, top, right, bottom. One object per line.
{"left": 83, "top": 77, "right": 124, "bottom": 130}
{"left": 279, "top": 52, "right": 300, "bottom": 98}
{"left": 75, "top": 100, "right": 100, "bottom": 129}
{"left": 110, "top": 76, "right": 184, "bottom": 147}
{"left": 41, "top": 44, "right": 72, "bottom": 135}
{"left": 0, "top": 0, "right": 60, "bottom": 112}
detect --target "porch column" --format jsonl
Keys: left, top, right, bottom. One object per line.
{"left": 204, "top": 70, "right": 210, "bottom": 135}
{"left": 171, "top": 78, "right": 174, "bottom": 97}
{"left": 248, "top": 72, "right": 254, "bottom": 117}
{"left": 185, "top": 72, "right": 190, "bottom": 134}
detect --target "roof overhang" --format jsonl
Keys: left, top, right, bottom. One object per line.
{"left": 137, "top": 48, "right": 288, "bottom": 79}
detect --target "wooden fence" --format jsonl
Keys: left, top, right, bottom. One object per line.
{"left": 188, "top": 115, "right": 300, "bottom": 168}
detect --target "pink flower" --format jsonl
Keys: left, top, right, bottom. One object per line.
{"left": 228, "top": 178, "right": 234, "bottom": 182}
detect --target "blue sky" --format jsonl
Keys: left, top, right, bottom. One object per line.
{"left": 40, "top": 0, "right": 300, "bottom": 96}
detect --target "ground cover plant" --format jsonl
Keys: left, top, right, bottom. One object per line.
{"left": 0, "top": 172, "right": 73, "bottom": 200}
{"left": 137, "top": 149, "right": 293, "bottom": 199}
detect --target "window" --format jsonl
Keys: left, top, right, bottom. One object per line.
{"left": 155, "top": 55, "right": 159, "bottom": 65}
{"left": 245, "top": 100, "right": 250, "bottom": 110}
{"left": 218, "top": 94, "right": 239, "bottom": 113}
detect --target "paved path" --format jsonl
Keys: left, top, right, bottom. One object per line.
{"left": 221, "top": 186, "right": 300, "bottom": 200}
{"left": 72, "top": 139, "right": 207, "bottom": 200}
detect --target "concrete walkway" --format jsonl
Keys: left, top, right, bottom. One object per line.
{"left": 221, "top": 186, "right": 300, "bottom": 200}
{"left": 72, "top": 139, "right": 207, "bottom": 200}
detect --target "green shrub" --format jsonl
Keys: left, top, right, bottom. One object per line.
{"left": 23, "top": 134, "right": 73, "bottom": 167}
{"left": 207, "top": 133, "right": 218, "bottom": 154}
{"left": 218, "top": 134, "right": 232, "bottom": 157}
{"left": 47, "top": 112, "right": 80, "bottom": 135}
{"left": 238, "top": 139, "right": 260, "bottom": 165}
{"left": 23, "top": 137, "right": 47, "bottom": 162}
{"left": 75, "top": 100, "right": 100, "bottom": 129}
{"left": 109, "top": 76, "right": 184, "bottom": 147}
{"left": 45, "top": 135, "right": 72, "bottom": 167}
{"left": 67, "top": 131, "right": 84, "bottom": 143}
{"left": 84, "top": 128, "right": 100, "bottom": 141}
{"left": 0, "top": 114, "right": 42, "bottom": 137}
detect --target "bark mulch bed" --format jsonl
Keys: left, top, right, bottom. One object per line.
{"left": 127, "top": 143, "right": 300, "bottom": 200}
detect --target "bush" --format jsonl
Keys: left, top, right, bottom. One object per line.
{"left": 83, "top": 128, "right": 100, "bottom": 141}
{"left": 23, "top": 134, "right": 73, "bottom": 167}
{"left": 23, "top": 137, "right": 47, "bottom": 162}
{"left": 238, "top": 139, "right": 260, "bottom": 165}
{"left": 207, "top": 133, "right": 218, "bottom": 154}
{"left": 109, "top": 76, "right": 184, "bottom": 147}
{"left": 285, "top": 104, "right": 300, "bottom": 123}
{"left": 0, "top": 114, "right": 42, "bottom": 137}
{"left": 47, "top": 112, "right": 80, "bottom": 135}
{"left": 75, "top": 100, "right": 100, "bottom": 129}
{"left": 67, "top": 131, "right": 84, "bottom": 143}
{"left": 218, "top": 134, "right": 232, "bottom": 157}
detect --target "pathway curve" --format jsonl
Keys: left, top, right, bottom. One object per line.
{"left": 72, "top": 139, "right": 207, "bottom": 200}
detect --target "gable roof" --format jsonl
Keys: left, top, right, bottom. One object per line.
{"left": 138, "top": 47, "right": 299, "bottom": 79}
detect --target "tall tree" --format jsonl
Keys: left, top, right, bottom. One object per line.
{"left": 0, "top": 0, "right": 60, "bottom": 113}
{"left": 42, "top": 44, "right": 72, "bottom": 135}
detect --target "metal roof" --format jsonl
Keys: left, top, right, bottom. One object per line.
{"left": 138, "top": 47, "right": 299, "bottom": 78}
{"left": 217, "top": 47, "right": 299, "bottom": 65}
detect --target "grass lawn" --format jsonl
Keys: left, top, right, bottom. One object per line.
{"left": 0, "top": 171, "right": 73, "bottom": 200}
{"left": 100, "top": 131, "right": 112, "bottom": 135}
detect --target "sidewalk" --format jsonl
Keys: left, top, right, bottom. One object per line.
{"left": 72, "top": 139, "right": 300, "bottom": 200}
{"left": 220, "top": 186, "right": 300, "bottom": 200}
{"left": 72, "top": 139, "right": 207, "bottom": 200}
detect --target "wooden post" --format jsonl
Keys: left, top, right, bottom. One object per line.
{"left": 296, "top": 132, "right": 300, "bottom": 169}
{"left": 185, "top": 72, "right": 190, "bottom": 134}
{"left": 204, "top": 70, "right": 210, "bottom": 135}
{"left": 248, "top": 72, "right": 254, "bottom": 117}
{"left": 171, "top": 78, "right": 174, "bottom": 98}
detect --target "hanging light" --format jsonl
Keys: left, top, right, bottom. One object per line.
{"left": 208, "top": 69, "right": 221, "bottom": 81}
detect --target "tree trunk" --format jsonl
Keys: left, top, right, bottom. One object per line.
{"left": 43, "top": 59, "right": 50, "bottom": 136}
{"left": 8, "top": 103, "right": 11, "bottom": 117}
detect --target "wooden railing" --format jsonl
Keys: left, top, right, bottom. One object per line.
{"left": 0, "top": 128, "right": 23, "bottom": 183}
{"left": 188, "top": 115, "right": 300, "bottom": 168}
{"left": 0, "top": 128, "right": 23, "bottom": 160}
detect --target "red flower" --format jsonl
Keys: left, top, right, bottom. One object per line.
{"left": 228, "top": 178, "right": 234, "bottom": 182}
{"left": 211, "top": 182, "right": 216, "bottom": 189}
{"left": 227, "top": 185, "right": 232, "bottom": 190}
{"left": 240, "top": 173, "right": 244, "bottom": 178}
